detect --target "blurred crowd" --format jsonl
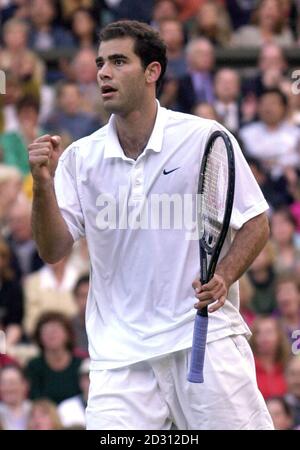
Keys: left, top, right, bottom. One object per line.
{"left": 1, "top": 0, "right": 300, "bottom": 431}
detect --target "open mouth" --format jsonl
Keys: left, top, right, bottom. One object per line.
{"left": 101, "top": 86, "right": 117, "bottom": 96}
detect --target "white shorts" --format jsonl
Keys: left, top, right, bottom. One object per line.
{"left": 86, "top": 335, "right": 274, "bottom": 430}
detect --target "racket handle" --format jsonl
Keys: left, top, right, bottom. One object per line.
{"left": 187, "top": 313, "right": 208, "bottom": 383}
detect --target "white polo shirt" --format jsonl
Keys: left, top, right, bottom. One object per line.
{"left": 54, "top": 102, "right": 268, "bottom": 370}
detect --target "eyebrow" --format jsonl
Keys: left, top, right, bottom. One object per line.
{"left": 95, "top": 54, "right": 129, "bottom": 65}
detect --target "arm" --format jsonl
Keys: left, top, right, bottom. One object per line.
{"left": 193, "top": 212, "right": 270, "bottom": 312}
{"left": 28, "top": 135, "right": 74, "bottom": 263}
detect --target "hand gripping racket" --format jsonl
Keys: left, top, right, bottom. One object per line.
{"left": 188, "top": 130, "right": 235, "bottom": 383}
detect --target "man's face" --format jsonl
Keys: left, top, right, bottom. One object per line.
{"left": 59, "top": 85, "right": 81, "bottom": 115}
{"left": 187, "top": 41, "right": 214, "bottom": 72}
{"left": 215, "top": 70, "right": 240, "bottom": 103}
{"left": 159, "top": 21, "right": 183, "bottom": 51}
{"left": 258, "top": 93, "right": 286, "bottom": 126}
{"left": 96, "top": 38, "right": 147, "bottom": 116}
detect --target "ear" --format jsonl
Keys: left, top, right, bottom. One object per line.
{"left": 145, "top": 62, "right": 162, "bottom": 85}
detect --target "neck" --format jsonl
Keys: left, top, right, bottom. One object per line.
{"left": 265, "top": 122, "right": 281, "bottom": 131}
{"left": 251, "top": 268, "right": 269, "bottom": 282}
{"left": 277, "top": 242, "right": 292, "bottom": 251}
{"left": 221, "top": 99, "right": 235, "bottom": 106}
{"left": 51, "top": 265, "right": 65, "bottom": 284}
{"left": 259, "top": 353, "right": 276, "bottom": 368}
{"left": 45, "top": 347, "right": 67, "bottom": 359}
{"left": 283, "top": 313, "right": 299, "bottom": 325}
{"left": 167, "top": 48, "right": 182, "bottom": 59}
{"left": 80, "top": 35, "right": 93, "bottom": 47}
{"left": 45, "top": 347, "right": 70, "bottom": 369}
{"left": 21, "top": 125, "right": 38, "bottom": 144}
{"left": 115, "top": 99, "right": 157, "bottom": 160}
{"left": 38, "top": 24, "right": 50, "bottom": 33}
{"left": 7, "top": 402, "right": 24, "bottom": 412}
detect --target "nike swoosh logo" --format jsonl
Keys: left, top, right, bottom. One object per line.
{"left": 163, "top": 167, "right": 180, "bottom": 175}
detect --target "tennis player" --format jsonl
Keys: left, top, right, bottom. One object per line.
{"left": 28, "top": 20, "right": 274, "bottom": 430}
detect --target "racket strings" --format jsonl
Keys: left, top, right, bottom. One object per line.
{"left": 202, "top": 138, "right": 228, "bottom": 247}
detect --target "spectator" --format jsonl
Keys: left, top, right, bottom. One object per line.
{"left": 213, "top": 68, "right": 241, "bottom": 134}
{"left": 0, "top": 96, "right": 43, "bottom": 176}
{"left": 0, "top": 19, "right": 54, "bottom": 126}
{"left": 242, "top": 43, "right": 289, "bottom": 99}
{"left": 248, "top": 241, "right": 277, "bottom": 314}
{"left": 192, "top": 102, "right": 219, "bottom": 120}
{"left": 158, "top": 19, "right": 187, "bottom": 109}
{"left": 0, "top": 365, "right": 31, "bottom": 430}
{"left": 71, "top": 48, "right": 104, "bottom": 120}
{"left": 0, "top": 238, "right": 23, "bottom": 347}
{"left": 285, "top": 356, "right": 300, "bottom": 427}
{"left": 188, "top": 0, "right": 232, "bottom": 46}
{"left": 0, "top": 73, "right": 23, "bottom": 133}
{"left": 28, "top": 0, "right": 75, "bottom": 52}
{"left": 250, "top": 316, "right": 290, "bottom": 399}
{"left": 226, "top": 0, "right": 258, "bottom": 30}
{"left": 176, "top": 0, "right": 205, "bottom": 22}
{"left": 247, "top": 157, "right": 294, "bottom": 210}
{"left": 27, "top": 399, "right": 63, "bottom": 430}
{"left": 239, "top": 273, "right": 256, "bottom": 328}
{"left": 240, "top": 89, "right": 300, "bottom": 180}
{"left": 23, "top": 254, "right": 79, "bottom": 338}
{"left": 0, "top": 0, "right": 31, "bottom": 24}
{"left": 58, "top": 358, "right": 90, "bottom": 428}
{"left": 72, "top": 274, "right": 89, "bottom": 357}
{"left": 0, "top": 166, "right": 22, "bottom": 235}
{"left": 159, "top": 19, "right": 187, "bottom": 79}
{"left": 275, "top": 273, "right": 300, "bottom": 343}
{"left": 151, "top": 0, "right": 180, "bottom": 29}
{"left": 6, "top": 194, "right": 44, "bottom": 281}
{"left": 70, "top": 7, "right": 98, "bottom": 48}
{"left": 107, "top": 0, "right": 154, "bottom": 23}
{"left": 231, "top": 0, "right": 294, "bottom": 47}
{"left": 25, "top": 312, "right": 82, "bottom": 404}
{"left": 270, "top": 207, "right": 300, "bottom": 275}
{"left": 266, "top": 396, "right": 294, "bottom": 429}
{"left": 0, "top": 18, "right": 45, "bottom": 87}
{"left": 58, "top": 0, "right": 98, "bottom": 25}
{"left": 177, "top": 38, "right": 215, "bottom": 113}
{"left": 43, "top": 81, "right": 99, "bottom": 141}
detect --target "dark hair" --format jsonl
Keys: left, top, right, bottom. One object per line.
{"left": 99, "top": 20, "right": 167, "bottom": 89}
{"left": 0, "top": 238, "right": 14, "bottom": 281}
{"left": 56, "top": 80, "right": 79, "bottom": 97}
{"left": 73, "top": 273, "right": 89, "bottom": 297}
{"left": 260, "top": 88, "right": 288, "bottom": 108}
{"left": 33, "top": 312, "right": 75, "bottom": 352}
{"left": 272, "top": 206, "right": 297, "bottom": 228}
{"left": 275, "top": 271, "right": 300, "bottom": 292}
{"left": 16, "top": 95, "right": 40, "bottom": 115}
{"left": 71, "top": 7, "right": 98, "bottom": 45}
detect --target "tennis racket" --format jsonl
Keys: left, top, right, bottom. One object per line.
{"left": 188, "top": 130, "right": 235, "bottom": 383}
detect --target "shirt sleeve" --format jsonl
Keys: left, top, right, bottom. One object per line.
{"left": 54, "top": 145, "right": 85, "bottom": 242}
{"left": 211, "top": 122, "right": 269, "bottom": 230}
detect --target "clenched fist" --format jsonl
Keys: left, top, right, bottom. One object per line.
{"left": 28, "top": 134, "right": 64, "bottom": 183}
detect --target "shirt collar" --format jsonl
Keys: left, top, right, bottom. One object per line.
{"left": 104, "top": 100, "right": 168, "bottom": 160}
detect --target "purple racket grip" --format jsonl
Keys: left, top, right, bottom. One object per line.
{"left": 187, "top": 314, "right": 208, "bottom": 383}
